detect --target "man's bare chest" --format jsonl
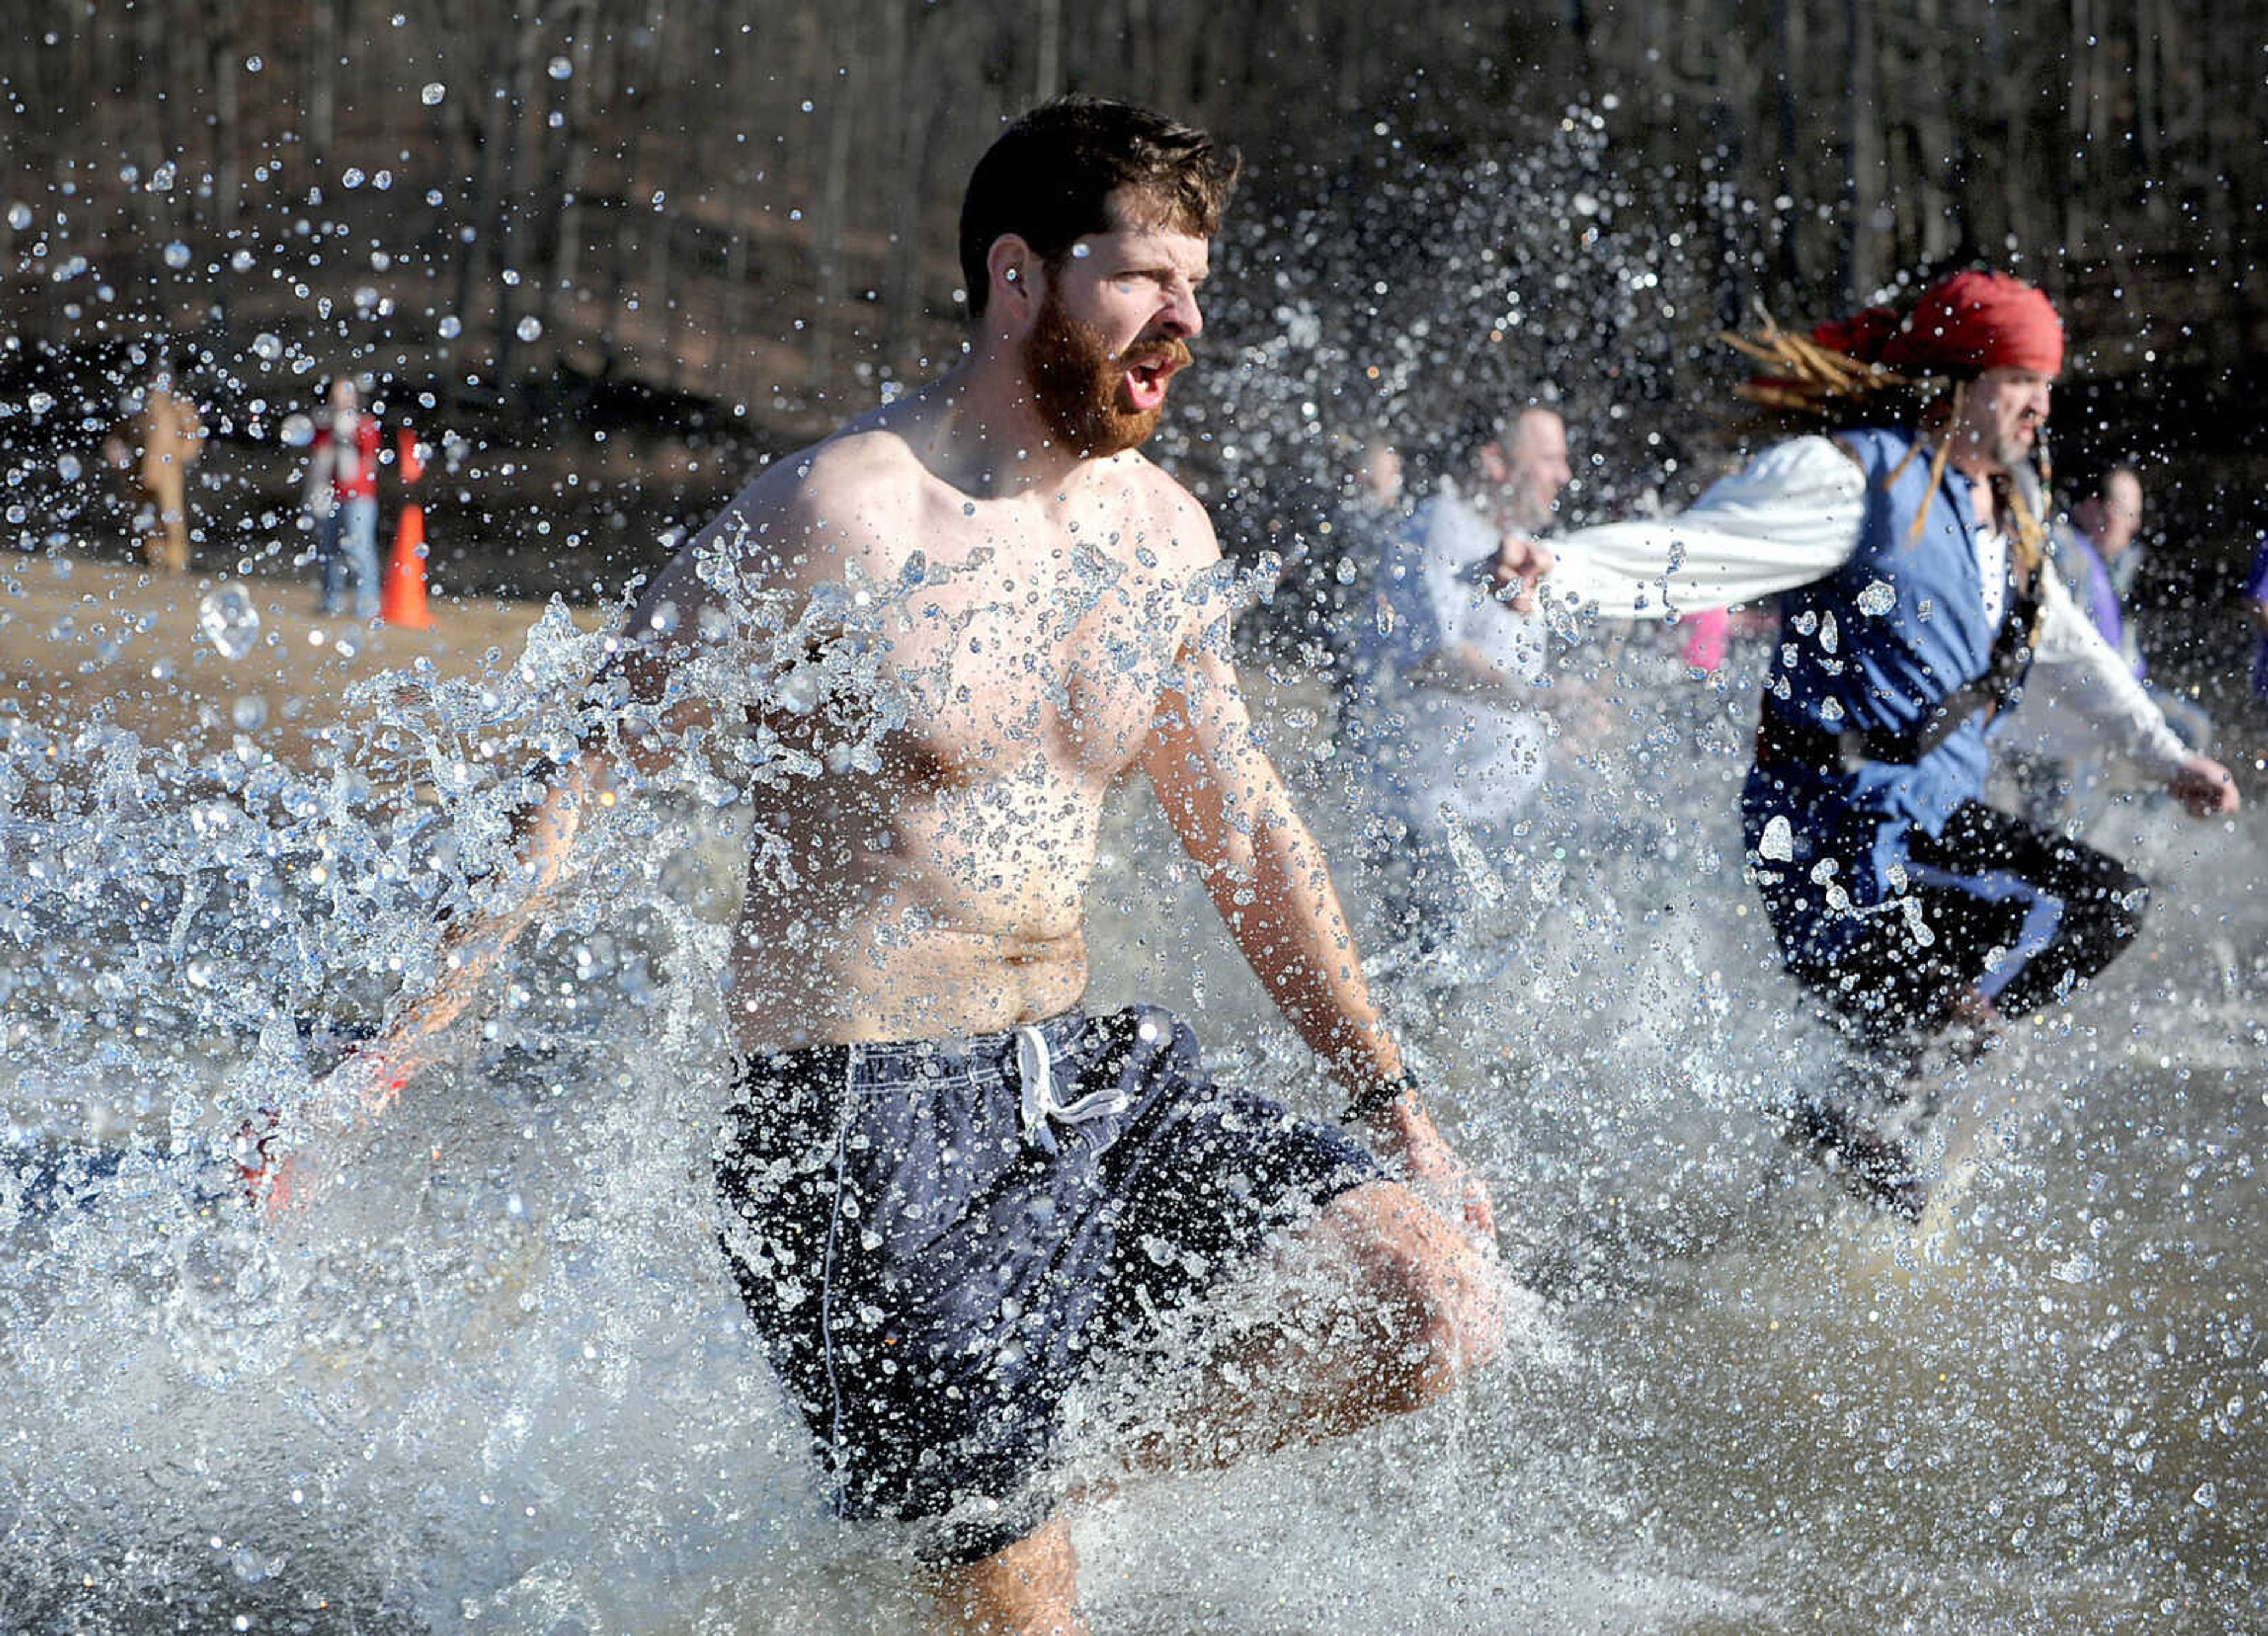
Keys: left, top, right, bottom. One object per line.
{"left": 817, "top": 528, "right": 1192, "bottom": 777}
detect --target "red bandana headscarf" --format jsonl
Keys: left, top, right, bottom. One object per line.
{"left": 1813, "top": 270, "right": 2064, "bottom": 379}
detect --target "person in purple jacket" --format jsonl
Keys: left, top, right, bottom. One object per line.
{"left": 2246, "top": 531, "right": 2268, "bottom": 705}
{"left": 2006, "top": 467, "right": 2215, "bottom": 824}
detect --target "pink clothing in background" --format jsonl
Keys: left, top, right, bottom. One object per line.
{"left": 1681, "top": 605, "right": 1729, "bottom": 673}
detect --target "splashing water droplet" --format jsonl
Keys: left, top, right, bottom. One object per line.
{"left": 196, "top": 586, "right": 261, "bottom": 660}
{"left": 162, "top": 241, "right": 192, "bottom": 269}
{"left": 5, "top": 203, "right": 30, "bottom": 230}
{"left": 421, "top": 82, "right": 446, "bottom": 105}
{"left": 1758, "top": 815, "right": 1794, "bottom": 862}
{"left": 516, "top": 315, "right": 543, "bottom": 343}
{"left": 1856, "top": 579, "right": 1896, "bottom": 616}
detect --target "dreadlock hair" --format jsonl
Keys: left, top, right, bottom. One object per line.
{"left": 1719, "top": 312, "right": 1951, "bottom": 438}
{"left": 1720, "top": 315, "right": 2047, "bottom": 572}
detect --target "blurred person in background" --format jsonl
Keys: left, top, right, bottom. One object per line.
{"left": 304, "top": 375, "right": 384, "bottom": 620}
{"left": 1342, "top": 405, "right": 1563, "bottom": 942}
{"left": 1999, "top": 464, "right": 2212, "bottom": 826}
{"left": 2245, "top": 530, "right": 2268, "bottom": 716}
{"left": 103, "top": 362, "right": 204, "bottom": 574}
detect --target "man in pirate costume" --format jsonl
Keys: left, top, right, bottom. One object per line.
{"left": 1539, "top": 269, "right": 2239, "bottom": 1216}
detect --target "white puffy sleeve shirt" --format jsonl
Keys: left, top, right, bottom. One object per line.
{"left": 1543, "top": 436, "right": 2188, "bottom": 777}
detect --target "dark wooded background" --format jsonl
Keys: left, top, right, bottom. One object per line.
{"left": 3, "top": 1, "right": 2262, "bottom": 615}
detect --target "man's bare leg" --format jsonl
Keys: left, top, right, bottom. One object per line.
{"left": 1117, "top": 1178, "right": 1508, "bottom": 1469}
{"left": 926, "top": 1517, "right": 1084, "bottom": 1636}
{"left": 928, "top": 1179, "right": 1500, "bottom": 1634}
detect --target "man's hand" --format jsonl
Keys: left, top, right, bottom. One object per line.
{"left": 234, "top": 1106, "right": 297, "bottom": 1214}
{"left": 1361, "top": 1096, "right": 1497, "bottom": 1248}
{"left": 236, "top": 1044, "right": 421, "bottom": 1219}
{"left": 2166, "top": 752, "right": 2240, "bottom": 818}
{"left": 1490, "top": 535, "right": 1556, "bottom": 615}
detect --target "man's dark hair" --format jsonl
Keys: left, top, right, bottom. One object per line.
{"left": 2094, "top": 461, "right": 2142, "bottom": 497}
{"left": 958, "top": 96, "right": 1239, "bottom": 322}
{"left": 1443, "top": 400, "right": 1558, "bottom": 474}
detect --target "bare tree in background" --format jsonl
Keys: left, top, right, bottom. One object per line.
{"left": 0, "top": 0, "right": 2260, "bottom": 503}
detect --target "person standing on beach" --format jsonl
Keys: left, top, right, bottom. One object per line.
{"left": 276, "top": 98, "right": 1504, "bottom": 1635}
{"left": 104, "top": 364, "right": 205, "bottom": 574}
{"left": 304, "top": 376, "right": 384, "bottom": 620}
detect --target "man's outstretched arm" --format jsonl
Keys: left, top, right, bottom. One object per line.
{"left": 243, "top": 565, "right": 726, "bottom": 1208}
{"left": 1140, "top": 620, "right": 1493, "bottom": 1239}
{"left": 2028, "top": 560, "right": 2241, "bottom": 818}
{"left": 237, "top": 741, "right": 609, "bottom": 1210}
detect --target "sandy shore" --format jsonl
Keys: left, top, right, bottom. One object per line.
{"left": 0, "top": 552, "right": 611, "bottom": 762}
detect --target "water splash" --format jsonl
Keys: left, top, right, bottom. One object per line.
{"left": 197, "top": 585, "right": 262, "bottom": 660}
{"left": 3, "top": 108, "right": 2266, "bottom": 1636}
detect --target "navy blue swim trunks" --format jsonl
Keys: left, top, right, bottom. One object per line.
{"left": 713, "top": 1003, "right": 1383, "bottom": 1566}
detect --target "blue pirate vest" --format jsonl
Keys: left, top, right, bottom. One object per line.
{"left": 1742, "top": 426, "right": 2039, "bottom": 912}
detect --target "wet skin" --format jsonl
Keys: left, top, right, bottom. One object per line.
{"left": 337, "top": 194, "right": 1497, "bottom": 1194}
{"left": 303, "top": 193, "right": 1507, "bottom": 1636}
{"left": 614, "top": 211, "right": 1224, "bottom": 1049}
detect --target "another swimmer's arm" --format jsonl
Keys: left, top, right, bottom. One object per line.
{"left": 1544, "top": 436, "right": 1865, "bottom": 617}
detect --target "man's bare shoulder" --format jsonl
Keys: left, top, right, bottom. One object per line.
{"left": 1107, "top": 451, "right": 1219, "bottom": 570}
{"left": 694, "top": 418, "right": 934, "bottom": 588}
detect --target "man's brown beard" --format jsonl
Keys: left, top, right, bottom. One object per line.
{"left": 1020, "top": 290, "right": 1191, "bottom": 459}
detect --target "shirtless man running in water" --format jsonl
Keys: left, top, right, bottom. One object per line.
{"left": 295, "top": 99, "right": 1507, "bottom": 1635}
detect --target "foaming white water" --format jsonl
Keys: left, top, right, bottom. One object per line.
{"left": 6, "top": 586, "right": 2266, "bottom": 1632}
{"left": 1081, "top": 633, "right": 2268, "bottom": 1633}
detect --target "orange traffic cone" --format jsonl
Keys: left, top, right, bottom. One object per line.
{"left": 382, "top": 501, "right": 432, "bottom": 628}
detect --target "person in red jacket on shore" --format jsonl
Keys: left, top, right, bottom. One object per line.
{"left": 305, "top": 376, "right": 383, "bottom": 620}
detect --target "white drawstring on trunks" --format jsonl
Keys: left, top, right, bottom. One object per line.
{"left": 1015, "top": 1022, "right": 1128, "bottom": 1152}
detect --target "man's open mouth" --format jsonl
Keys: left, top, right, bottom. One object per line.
{"left": 1123, "top": 350, "right": 1184, "bottom": 412}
